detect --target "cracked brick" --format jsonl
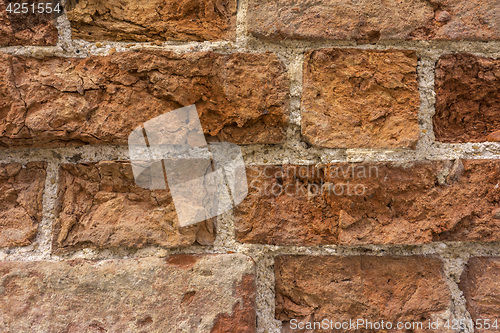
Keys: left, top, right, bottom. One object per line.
{"left": 0, "top": 51, "right": 289, "bottom": 147}
{"left": 0, "top": 162, "right": 46, "bottom": 247}
{"left": 66, "top": 0, "right": 237, "bottom": 42}
{"left": 54, "top": 161, "right": 216, "bottom": 252}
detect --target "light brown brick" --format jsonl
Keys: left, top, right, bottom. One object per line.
{"left": 434, "top": 54, "right": 500, "bottom": 143}
{"left": 0, "top": 50, "right": 289, "bottom": 148}
{"left": 235, "top": 160, "right": 500, "bottom": 245}
{"left": 0, "top": 162, "right": 46, "bottom": 247}
{"left": 301, "top": 48, "right": 419, "bottom": 149}
{"left": 249, "top": 0, "right": 500, "bottom": 42}
{"left": 0, "top": 254, "right": 256, "bottom": 332}
{"left": 0, "top": 0, "right": 58, "bottom": 46}
{"left": 459, "top": 257, "right": 500, "bottom": 333}
{"left": 275, "top": 255, "right": 453, "bottom": 332}
{"left": 54, "top": 162, "right": 215, "bottom": 252}
{"left": 66, "top": 0, "right": 237, "bottom": 42}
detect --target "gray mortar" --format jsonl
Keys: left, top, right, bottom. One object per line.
{"left": 0, "top": 1, "right": 499, "bottom": 332}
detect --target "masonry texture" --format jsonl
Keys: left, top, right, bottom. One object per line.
{"left": 0, "top": 162, "right": 46, "bottom": 247}
{"left": 276, "top": 255, "right": 454, "bottom": 332}
{"left": 302, "top": 48, "right": 420, "bottom": 148}
{"left": 66, "top": 0, "right": 237, "bottom": 42}
{"left": 0, "top": 0, "right": 499, "bottom": 332}
{"left": 236, "top": 160, "right": 500, "bottom": 245}
{"left": 0, "top": 0, "right": 58, "bottom": 46}
{"left": 0, "top": 51, "right": 288, "bottom": 147}
{"left": 54, "top": 162, "right": 215, "bottom": 252}
{"left": 459, "top": 257, "right": 500, "bottom": 333}
{"left": 248, "top": 0, "right": 500, "bottom": 42}
{"left": 434, "top": 54, "right": 500, "bottom": 143}
{"left": 0, "top": 254, "right": 256, "bottom": 332}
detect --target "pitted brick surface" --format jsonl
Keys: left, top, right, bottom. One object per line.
{"left": 66, "top": 0, "right": 237, "bottom": 42}
{"left": 0, "top": 51, "right": 289, "bottom": 148}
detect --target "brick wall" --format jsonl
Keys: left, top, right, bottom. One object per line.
{"left": 0, "top": 0, "right": 499, "bottom": 332}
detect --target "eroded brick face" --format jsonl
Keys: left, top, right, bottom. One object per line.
{"left": 54, "top": 162, "right": 216, "bottom": 252}
{"left": 235, "top": 160, "right": 500, "bottom": 246}
{"left": 434, "top": 54, "right": 500, "bottom": 143}
{"left": 0, "top": 254, "right": 256, "bottom": 332}
{"left": 275, "top": 256, "right": 453, "bottom": 332}
{"left": 248, "top": 0, "right": 500, "bottom": 42}
{"left": 301, "top": 48, "right": 420, "bottom": 149}
{"left": 459, "top": 257, "right": 500, "bottom": 333}
{"left": 66, "top": 0, "right": 237, "bottom": 42}
{"left": 0, "top": 0, "right": 58, "bottom": 46}
{"left": 0, "top": 51, "right": 289, "bottom": 148}
{"left": 0, "top": 162, "right": 46, "bottom": 248}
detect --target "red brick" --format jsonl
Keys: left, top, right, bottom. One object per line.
{"left": 302, "top": 49, "right": 419, "bottom": 149}
{"left": 0, "top": 0, "right": 58, "bottom": 46}
{"left": 434, "top": 54, "right": 500, "bottom": 143}
{"left": 54, "top": 162, "right": 215, "bottom": 252}
{"left": 67, "top": 0, "right": 237, "bottom": 42}
{"left": 0, "top": 162, "right": 46, "bottom": 247}
{"left": 249, "top": 0, "right": 500, "bottom": 42}
{"left": 0, "top": 254, "right": 256, "bottom": 332}
{"left": 0, "top": 50, "right": 289, "bottom": 148}
{"left": 459, "top": 257, "right": 500, "bottom": 333}
{"left": 235, "top": 160, "right": 500, "bottom": 245}
{"left": 275, "top": 255, "right": 453, "bottom": 332}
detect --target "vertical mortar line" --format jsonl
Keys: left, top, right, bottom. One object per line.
{"left": 235, "top": 0, "right": 250, "bottom": 47}
{"left": 282, "top": 51, "right": 306, "bottom": 164}
{"left": 37, "top": 161, "right": 59, "bottom": 260}
{"left": 55, "top": 0, "right": 85, "bottom": 56}
{"left": 439, "top": 251, "right": 474, "bottom": 333}
{"left": 415, "top": 51, "right": 441, "bottom": 158}
{"left": 255, "top": 253, "right": 282, "bottom": 333}
{"left": 213, "top": 207, "right": 239, "bottom": 249}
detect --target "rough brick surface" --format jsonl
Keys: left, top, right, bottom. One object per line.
{"left": 0, "top": 162, "right": 46, "bottom": 247}
{"left": 275, "top": 256, "right": 453, "bottom": 332}
{"left": 0, "top": 50, "right": 289, "bottom": 148}
{"left": 459, "top": 257, "right": 500, "bottom": 332}
{"left": 66, "top": 0, "right": 237, "bottom": 42}
{"left": 434, "top": 54, "right": 500, "bottom": 143}
{"left": 248, "top": 0, "right": 500, "bottom": 42}
{"left": 0, "top": 254, "right": 256, "bottom": 332}
{"left": 301, "top": 49, "right": 420, "bottom": 148}
{"left": 54, "top": 162, "right": 216, "bottom": 252}
{"left": 235, "top": 160, "right": 500, "bottom": 245}
{"left": 0, "top": 0, "right": 58, "bottom": 46}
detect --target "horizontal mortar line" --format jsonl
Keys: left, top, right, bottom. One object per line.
{"left": 246, "top": 38, "right": 500, "bottom": 55}
{"left": 248, "top": 34, "right": 500, "bottom": 52}
{"left": 74, "top": 38, "right": 500, "bottom": 52}
{"left": 0, "top": 143, "right": 499, "bottom": 164}
{"left": 1, "top": 39, "right": 499, "bottom": 58}
{"left": 3, "top": 241, "right": 500, "bottom": 262}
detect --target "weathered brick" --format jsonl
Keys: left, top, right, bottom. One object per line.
{"left": 66, "top": 0, "right": 237, "bottom": 42}
{"left": 235, "top": 160, "right": 500, "bottom": 245}
{"left": 249, "top": 0, "right": 500, "bottom": 42}
{"left": 434, "top": 54, "right": 500, "bottom": 143}
{"left": 459, "top": 257, "right": 500, "bottom": 332}
{"left": 0, "top": 0, "right": 58, "bottom": 46}
{"left": 54, "top": 162, "right": 216, "bottom": 252}
{"left": 0, "top": 254, "right": 256, "bottom": 332}
{"left": 0, "top": 50, "right": 289, "bottom": 148}
{"left": 0, "top": 162, "right": 46, "bottom": 247}
{"left": 302, "top": 48, "right": 420, "bottom": 149}
{"left": 275, "top": 255, "right": 453, "bottom": 332}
